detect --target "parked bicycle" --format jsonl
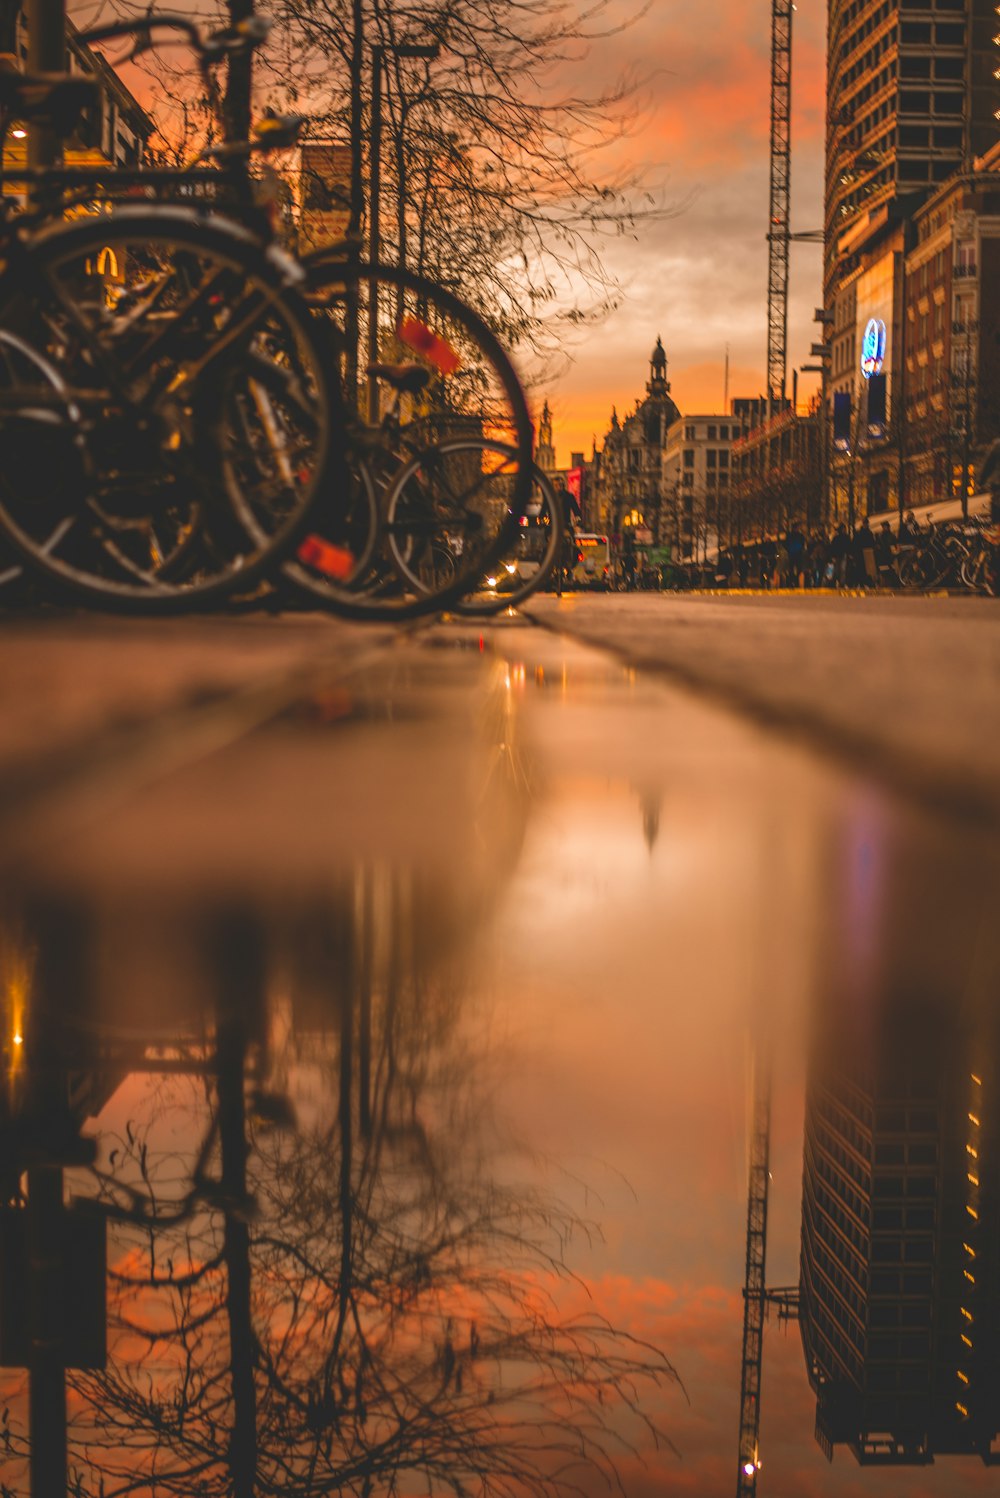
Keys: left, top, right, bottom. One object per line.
{"left": 0, "top": 11, "right": 542, "bottom": 617}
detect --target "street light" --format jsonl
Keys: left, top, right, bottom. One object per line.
{"left": 367, "top": 39, "right": 440, "bottom": 422}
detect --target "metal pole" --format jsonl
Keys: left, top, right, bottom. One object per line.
{"left": 343, "top": 0, "right": 365, "bottom": 401}
{"left": 218, "top": 1017, "right": 256, "bottom": 1498}
{"left": 211, "top": 909, "right": 264, "bottom": 1498}
{"left": 396, "top": 96, "right": 407, "bottom": 326}
{"left": 960, "top": 327, "right": 974, "bottom": 521}
{"left": 366, "top": 45, "right": 383, "bottom": 425}
{"left": 897, "top": 261, "right": 907, "bottom": 536}
{"left": 26, "top": 0, "right": 63, "bottom": 171}
{"left": 27, "top": 1163, "right": 68, "bottom": 1498}
{"left": 223, "top": 0, "right": 253, "bottom": 150}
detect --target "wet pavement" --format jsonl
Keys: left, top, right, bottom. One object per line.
{"left": 526, "top": 593, "right": 1000, "bottom": 828}
{"left": 1, "top": 604, "right": 998, "bottom": 1497}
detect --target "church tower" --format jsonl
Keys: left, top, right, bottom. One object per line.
{"left": 647, "top": 336, "right": 669, "bottom": 399}
{"left": 536, "top": 401, "right": 556, "bottom": 471}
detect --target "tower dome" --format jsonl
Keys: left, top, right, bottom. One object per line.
{"left": 647, "top": 336, "right": 670, "bottom": 399}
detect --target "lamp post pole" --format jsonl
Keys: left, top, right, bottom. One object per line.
{"left": 366, "top": 44, "right": 385, "bottom": 424}
{"left": 366, "top": 40, "right": 439, "bottom": 424}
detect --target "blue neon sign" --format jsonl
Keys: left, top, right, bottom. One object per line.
{"left": 860, "top": 317, "right": 886, "bottom": 380}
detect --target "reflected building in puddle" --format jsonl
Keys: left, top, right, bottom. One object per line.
{"left": 800, "top": 982, "right": 1000, "bottom": 1465}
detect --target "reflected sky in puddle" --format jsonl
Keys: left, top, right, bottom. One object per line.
{"left": 1, "top": 623, "right": 998, "bottom": 1497}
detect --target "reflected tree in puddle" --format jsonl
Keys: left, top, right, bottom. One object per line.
{"left": 29, "top": 876, "right": 681, "bottom": 1498}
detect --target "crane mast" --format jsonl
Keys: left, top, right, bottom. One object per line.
{"left": 736, "top": 1055, "right": 772, "bottom": 1496}
{"left": 766, "top": 0, "right": 793, "bottom": 402}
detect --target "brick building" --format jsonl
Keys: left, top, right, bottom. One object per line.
{"left": 902, "top": 151, "right": 1000, "bottom": 506}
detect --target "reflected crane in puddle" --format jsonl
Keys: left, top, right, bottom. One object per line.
{"left": 736, "top": 1046, "right": 800, "bottom": 1495}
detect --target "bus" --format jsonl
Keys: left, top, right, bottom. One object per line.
{"left": 570, "top": 533, "right": 612, "bottom": 590}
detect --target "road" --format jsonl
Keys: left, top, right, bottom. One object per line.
{"left": 0, "top": 595, "right": 997, "bottom": 1497}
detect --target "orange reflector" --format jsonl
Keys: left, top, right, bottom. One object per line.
{"left": 297, "top": 536, "right": 355, "bottom": 579}
{"left": 398, "top": 318, "right": 461, "bottom": 374}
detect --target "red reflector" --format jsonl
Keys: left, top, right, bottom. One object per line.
{"left": 297, "top": 536, "right": 355, "bottom": 579}
{"left": 398, "top": 317, "right": 461, "bottom": 374}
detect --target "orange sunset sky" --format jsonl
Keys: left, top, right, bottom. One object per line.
{"left": 539, "top": 0, "right": 828, "bottom": 466}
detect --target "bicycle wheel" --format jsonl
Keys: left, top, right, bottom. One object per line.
{"left": 897, "top": 550, "right": 931, "bottom": 589}
{"left": 0, "top": 208, "right": 341, "bottom": 612}
{"left": 968, "top": 547, "right": 997, "bottom": 597}
{"left": 281, "top": 256, "right": 534, "bottom": 619}
{"left": 0, "top": 327, "right": 88, "bottom": 600}
{"left": 386, "top": 440, "right": 562, "bottom": 615}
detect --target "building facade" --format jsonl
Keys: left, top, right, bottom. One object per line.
{"left": 824, "top": 0, "right": 998, "bottom": 310}
{"left": 591, "top": 338, "right": 680, "bottom": 547}
{"left": 731, "top": 402, "right": 824, "bottom": 537}
{"left": 817, "top": 0, "right": 1000, "bottom": 520}
{"left": 663, "top": 413, "right": 737, "bottom": 559}
{"left": 0, "top": 17, "right": 153, "bottom": 169}
{"left": 902, "top": 153, "right": 1000, "bottom": 506}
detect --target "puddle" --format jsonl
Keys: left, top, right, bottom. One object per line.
{"left": 1, "top": 622, "right": 998, "bottom": 1496}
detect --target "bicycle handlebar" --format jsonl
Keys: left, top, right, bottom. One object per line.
{"left": 78, "top": 12, "right": 272, "bottom": 65}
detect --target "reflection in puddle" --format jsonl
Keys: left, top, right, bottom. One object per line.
{"left": 0, "top": 644, "right": 682, "bottom": 1498}
{"left": 800, "top": 811, "right": 1000, "bottom": 1469}
{"left": 0, "top": 626, "right": 998, "bottom": 1497}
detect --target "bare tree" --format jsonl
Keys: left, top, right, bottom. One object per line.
{"left": 78, "top": 0, "right": 671, "bottom": 375}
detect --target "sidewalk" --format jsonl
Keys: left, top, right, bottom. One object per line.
{"left": 0, "top": 613, "right": 396, "bottom": 775}
{"left": 524, "top": 592, "right": 1000, "bottom": 828}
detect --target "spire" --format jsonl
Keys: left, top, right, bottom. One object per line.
{"left": 536, "top": 400, "right": 555, "bottom": 470}
{"left": 647, "top": 336, "right": 669, "bottom": 397}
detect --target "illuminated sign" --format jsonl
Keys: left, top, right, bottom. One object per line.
{"left": 860, "top": 317, "right": 886, "bottom": 380}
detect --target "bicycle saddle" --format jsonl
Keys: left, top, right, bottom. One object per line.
{"left": 0, "top": 72, "right": 98, "bottom": 132}
{"left": 368, "top": 361, "right": 432, "bottom": 395}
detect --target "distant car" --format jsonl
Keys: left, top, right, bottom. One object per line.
{"left": 571, "top": 533, "right": 611, "bottom": 590}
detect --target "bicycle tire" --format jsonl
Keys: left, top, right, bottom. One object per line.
{"left": 897, "top": 550, "right": 931, "bottom": 589}
{"left": 280, "top": 256, "right": 534, "bottom": 620}
{"left": 0, "top": 207, "right": 342, "bottom": 612}
{"left": 0, "top": 326, "right": 86, "bottom": 599}
{"left": 386, "top": 440, "right": 563, "bottom": 615}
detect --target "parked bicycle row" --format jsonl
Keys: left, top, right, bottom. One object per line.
{"left": 628, "top": 512, "right": 999, "bottom": 595}
{"left": 0, "top": 13, "right": 567, "bottom": 620}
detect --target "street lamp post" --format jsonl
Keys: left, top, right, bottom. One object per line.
{"left": 366, "top": 40, "right": 440, "bottom": 423}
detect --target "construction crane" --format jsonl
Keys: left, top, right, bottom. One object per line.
{"left": 735, "top": 1046, "right": 800, "bottom": 1497}
{"left": 766, "top": 0, "right": 793, "bottom": 403}
{"left": 736, "top": 1050, "right": 772, "bottom": 1494}
{"left": 765, "top": 0, "right": 824, "bottom": 405}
